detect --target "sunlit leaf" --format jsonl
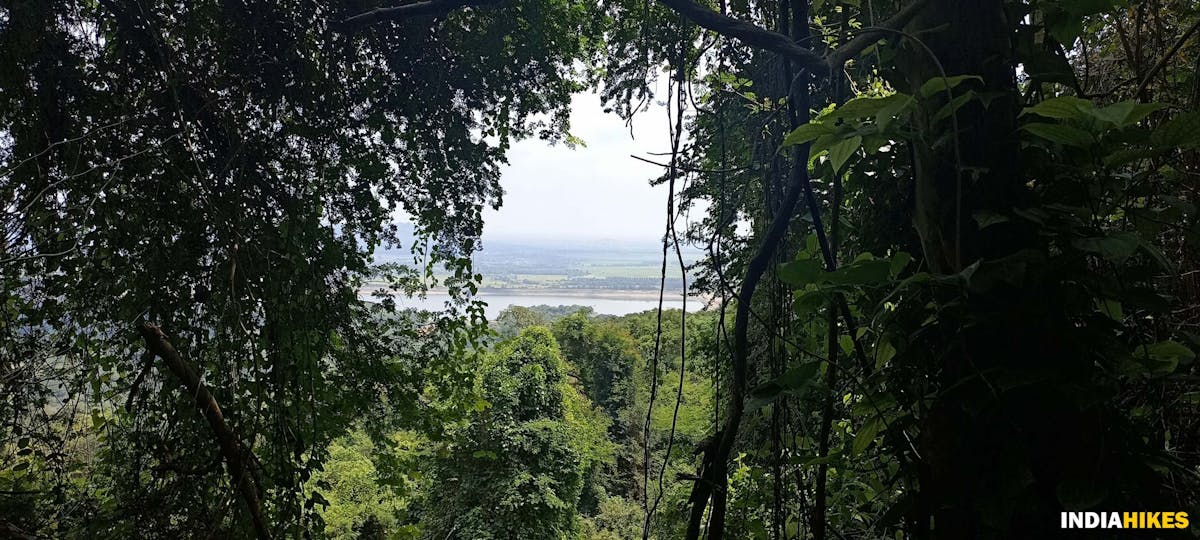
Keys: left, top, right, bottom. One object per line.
{"left": 782, "top": 122, "right": 834, "bottom": 147}
{"left": 827, "top": 136, "right": 862, "bottom": 174}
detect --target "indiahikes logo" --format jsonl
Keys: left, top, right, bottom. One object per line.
{"left": 1061, "top": 512, "right": 1190, "bottom": 529}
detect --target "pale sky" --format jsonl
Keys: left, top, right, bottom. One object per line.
{"left": 481, "top": 91, "right": 694, "bottom": 244}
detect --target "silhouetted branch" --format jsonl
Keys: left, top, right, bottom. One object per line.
{"left": 824, "top": 0, "right": 932, "bottom": 68}
{"left": 333, "top": 0, "right": 504, "bottom": 31}
{"left": 1135, "top": 16, "right": 1200, "bottom": 100}
{"left": 658, "top": 0, "right": 930, "bottom": 74}
{"left": 656, "top": 0, "right": 828, "bottom": 70}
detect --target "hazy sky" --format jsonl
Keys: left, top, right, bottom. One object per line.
{"left": 481, "top": 91, "right": 689, "bottom": 243}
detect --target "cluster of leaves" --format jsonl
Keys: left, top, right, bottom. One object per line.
{"left": 0, "top": 0, "right": 606, "bottom": 535}
{"left": 668, "top": 0, "right": 1200, "bottom": 537}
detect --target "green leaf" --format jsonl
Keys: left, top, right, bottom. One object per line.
{"left": 828, "top": 254, "right": 892, "bottom": 285}
{"left": 1022, "top": 96, "right": 1093, "bottom": 120}
{"left": 932, "top": 91, "right": 974, "bottom": 122}
{"left": 851, "top": 418, "right": 883, "bottom": 456}
{"left": 918, "top": 75, "right": 982, "bottom": 98}
{"left": 838, "top": 335, "right": 854, "bottom": 355}
{"left": 1088, "top": 101, "right": 1165, "bottom": 127}
{"left": 1095, "top": 298, "right": 1123, "bottom": 321}
{"left": 780, "top": 255, "right": 824, "bottom": 287}
{"left": 1021, "top": 48, "right": 1078, "bottom": 86}
{"left": 826, "top": 136, "right": 862, "bottom": 174}
{"left": 1103, "top": 146, "right": 1168, "bottom": 166}
{"left": 1140, "top": 241, "right": 1175, "bottom": 273}
{"left": 782, "top": 122, "right": 834, "bottom": 147}
{"left": 888, "top": 252, "right": 912, "bottom": 276}
{"left": 1152, "top": 110, "right": 1200, "bottom": 148}
{"left": 829, "top": 94, "right": 910, "bottom": 121}
{"left": 792, "top": 289, "right": 827, "bottom": 316}
{"left": 808, "top": 133, "right": 842, "bottom": 159}
{"left": 1145, "top": 340, "right": 1195, "bottom": 367}
{"left": 1071, "top": 231, "right": 1139, "bottom": 262}
{"left": 875, "top": 340, "right": 897, "bottom": 370}
{"left": 1022, "top": 122, "right": 1094, "bottom": 148}
{"left": 875, "top": 94, "right": 916, "bottom": 131}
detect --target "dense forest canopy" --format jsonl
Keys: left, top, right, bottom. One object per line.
{"left": 2, "top": 0, "right": 1199, "bottom": 538}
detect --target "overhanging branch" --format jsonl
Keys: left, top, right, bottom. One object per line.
{"left": 656, "top": 0, "right": 829, "bottom": 71}
{"left": 659, "top": 0, "right": 931, "bottom": 74}
{"left": 334, "top": 0, "right": 504, "bottom": 31}
{"left": 825, "top": 0, "right": 931, "bottom": 68}
{"left": 334, "top": 0, "right": 930, "bottom": 76}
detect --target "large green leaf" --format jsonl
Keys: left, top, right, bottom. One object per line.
{"left": 1152, "top": 110, "right": 1200, "bottom": 148}
{"left": 1022, "top": 96, "right": 1093, "bottom": 120}
{"left": 792, "top": 289, "right": 828, "bottom": 317}
{"left": 1071, "top": 232, "right": 1139, "bottom": 262}
{"left": 828, "top": 255, "right": 892, "bottom": 285}
{"left": 780, "top": 255, "right": 824, "bottom": 287}
{"left": 827, "top": 136, "right": 862, "bottom": 174}
{"left": 876, "top": 94, "right": 916, "bottom": 131}
{"left": 782, "top": 122, "right": 834, "bottom": 147}
{"left": 1022, "top": 122, "right": 1094, "bottom": 148}
{"left": 828, "top": 94, "right": 911, "bottom": 121}
{"left": 851, "top": 418, "right": 883, "bottom": 456}
{"left": 932, "top": 91, "right": 975, "bottom": 123}
{"left": 1088, "top": 101, "right": 1165, "bottom": 128}
{"left": 888, "top": 251, "right": 913, "bottom": 276}
{"left": 1143, "top": 340, "right": 1195, "bottom": 374}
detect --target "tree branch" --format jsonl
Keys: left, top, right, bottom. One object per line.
{"left": 333, "top": 0, "right": 504, "bottom": 31}
{"left": 656, "top": 0, "right": 930, "bottom": 75}
{"left": 655, "top": 0, "right": 828, "bottom": 71}
{"left": 1135, "top": 16, "right": 1200, "bottom": 100}
{"left": 825, "top": 0, "right": 932, "bottom": 68}
{"left": 334, "top": 0, "right": 929, "bottom": 78}
{"left": 138, "top": 322, "right": 271, "bottom": 540}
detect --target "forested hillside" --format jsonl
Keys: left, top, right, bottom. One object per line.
{"left": 3, "top": 0, "right": 1200, "bottom": 538}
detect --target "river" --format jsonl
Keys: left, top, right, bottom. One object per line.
{"left": 363, "top": 288, "right": 706, "bottom": 319}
